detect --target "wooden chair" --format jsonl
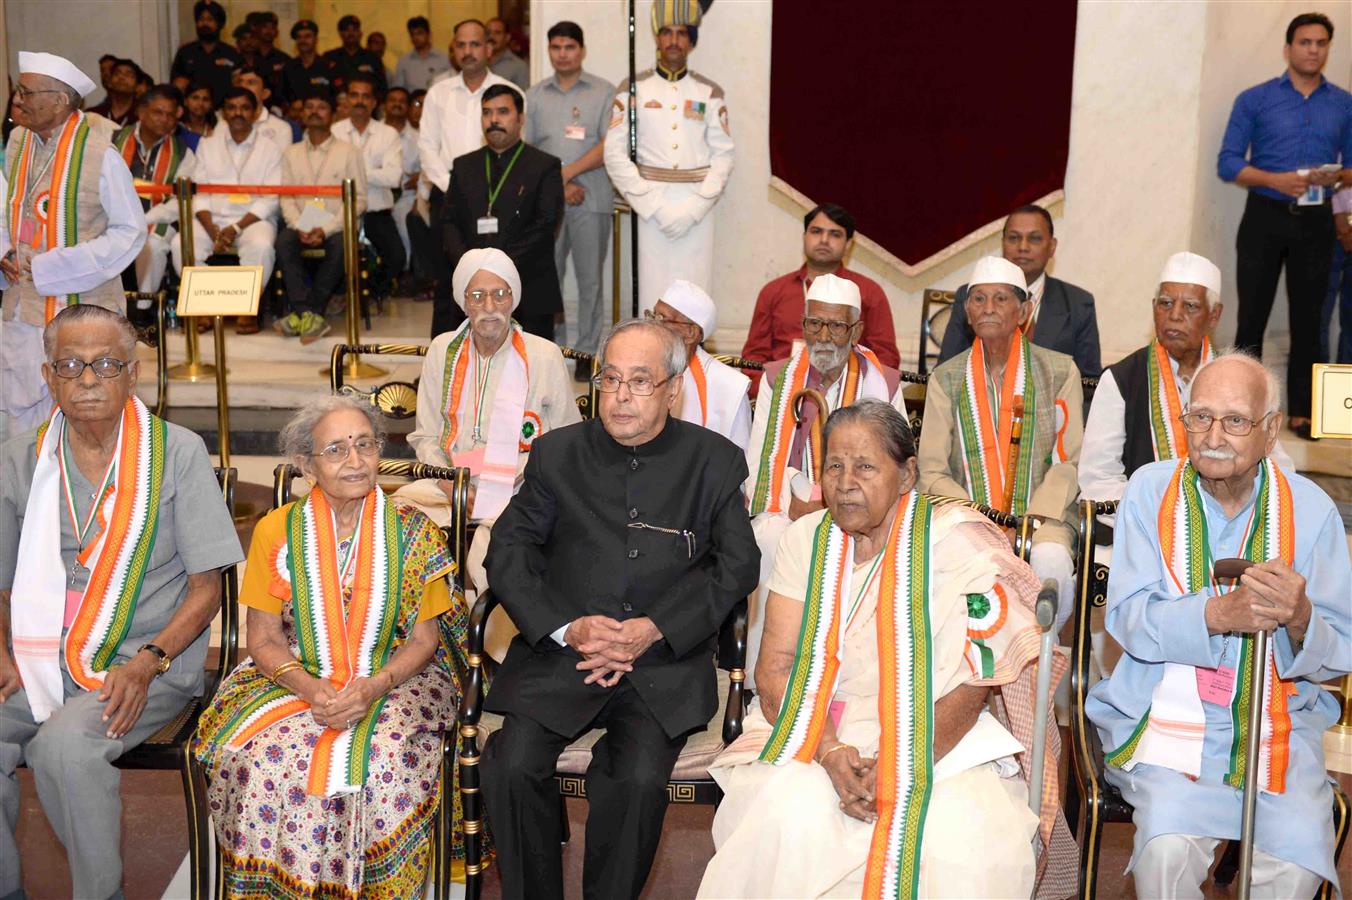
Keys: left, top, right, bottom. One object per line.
{"left": 918, "top": 288, "right": 954, "bottom": 376}
{"left": 1067, "top": 498, "right": 1349, "bottom": 899}
{"left": 124, "top": 290, "right": 169, "bottom": 418}
{"left": 330, "top": 343, "right": 429, "bottom": 420}
{"left": 272, "top": 460, "right": 470, "bottom": 900}
{"left": 457, "top": 593, "right": 748, "bottom": 900}
{"left": 559, "top": 346, "right": 599, "bottom": 419}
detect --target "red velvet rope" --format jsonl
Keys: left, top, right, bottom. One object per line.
{"left": 133, "top": 183, "right": 344, "bottom": 198}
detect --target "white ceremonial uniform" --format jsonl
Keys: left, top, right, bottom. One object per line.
{"left": 679, "top": 347, "right": 752, "bottom": 450}
{"left": 603, "top": 67, "right": 735, "bottom": 312}
{"left": 392, "top": 123, "right": 420, "bottom": 260}
{"left": 175, "top": 126, "right": 283, "bottom": 283}
{"left": 417, "top": 70, "right": 516, "bottom": 200}
{"left": 332, "top": 118, "right": 402, "bottom": 212}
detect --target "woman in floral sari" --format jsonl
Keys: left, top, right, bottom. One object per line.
{"left": 195, "top": 395, "right": 469, "bottom": 898}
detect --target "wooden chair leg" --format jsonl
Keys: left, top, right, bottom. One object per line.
{"left": 462, "top": 727, "right": 483, "bottom": 900}
{"left": 180, "top": 749, "right": 210, "bottom": 900}
{"left": 1079, "top": 798, "right": 1104, "bottom": 900}
{"left": 1065, "top": 777, "right": 1082, "bottom": 840}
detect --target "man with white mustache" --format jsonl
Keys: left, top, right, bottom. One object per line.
{"left": 741, "top": 273, "right": 899, "bottom": 683}
{"left": 398, "top": 248, "right": 579, "bottom": 593}
{"left": 1087, "top": 352, "right": 1350, "bottom": 897}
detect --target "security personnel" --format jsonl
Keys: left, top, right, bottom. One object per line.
{"left": 603, "top": 0, "right": 734, "bottom": 313}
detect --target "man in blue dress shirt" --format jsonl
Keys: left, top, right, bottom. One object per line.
{"left": 1217, "top": 12, "right": 1352, "bottom": 438}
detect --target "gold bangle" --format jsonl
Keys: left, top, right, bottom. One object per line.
{"left": 269, "top": 659, "right": 305, "bottom": 682}
{"left": 817, "top": 742, "right": 852, "bottom": 765}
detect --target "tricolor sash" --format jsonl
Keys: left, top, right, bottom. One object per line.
{"left": 1105, "top": 457, "right": 1295, "bottom": 793}
{"left": 681, "top": 349, "right": 710, "bottom": 426}
{"left": 114, "top": 125, "right": 186, "bottom": 237}
{"left": 956, "top": 330, "right": 1038, "bottom": 514}
{"left": 437, "top": 321, "right": 531, "bottom": 520}
{"left": 1147, "top": 337, "right": 1211, "bottom": 462}
{"left": 10, "top": 397, "right": 166, "bottom": 722}
{"left": 212, "top": 488, "right": 403, "bottom": 796}
{"left": 760, "top": 492, "right": 935, "bottom": 899}
{"left": 6, "top": 112, "right": 92, "bottom": 321}
{"left": 748, "top": 345, "right": 888, "bottom": 516}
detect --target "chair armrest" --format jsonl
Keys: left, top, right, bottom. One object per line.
{"left": 719, "top": 598, "right": 748, "bottom": 744}
{"left": 458, "top": 589, "right": 500, "bottom": 728}
{"left": 1068, "top": 499, "right": 1107, "bottom": 796}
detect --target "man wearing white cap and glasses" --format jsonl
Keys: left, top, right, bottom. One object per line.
{"left": 398, "top": 248, "right": 580, "bottom": 592}
{"left": 0, "top": 52, "right": 147, "bottom": 443}
{"left": 742, "top": 272, "right": 900, "bottom": 683}
{"left": 917, "top": 256, "right": 1083, "bottom": 628}
{"left": 646, "top": 278, "right": 751, "bottom": 449}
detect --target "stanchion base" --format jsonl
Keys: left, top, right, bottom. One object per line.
{"left": 167, "top": 362, "right": 222, "bottom": 381}
{"left": 1334, "top": 723, "right": 1352, "bottom": 735}
{"left": 322, "top": 359, "right": 388, "bottom": 379}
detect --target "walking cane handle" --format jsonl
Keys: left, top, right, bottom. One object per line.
{"left": 1213, "top": 558, "right": 1255, "bottom": 580}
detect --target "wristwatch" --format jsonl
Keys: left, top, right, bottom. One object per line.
{"left": 139, "top": 643, "right": 172, "bottom": 676}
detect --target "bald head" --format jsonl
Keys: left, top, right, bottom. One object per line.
{"left": 1185, "top": 352, "right": 1282, "bottom": 486}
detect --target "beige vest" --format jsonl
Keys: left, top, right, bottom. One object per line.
{"left": 2, "top": 115, "right": 125, "bottom": 326}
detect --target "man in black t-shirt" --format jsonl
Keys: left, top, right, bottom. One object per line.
{"left": 278, "top": 20, "right": 336, "bottom": 106}
{"left": 323, "top": 15, "right": 388, "bottom": 95}
{"left": 169, "top": 0, "right": 242, "bottom": 106}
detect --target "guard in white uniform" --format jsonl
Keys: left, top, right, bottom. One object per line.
{"left": 652, "top": 278, "right": 752, "bottom": 449}
{"left": 603, "top": 2, "right": 734, "bottom": 313}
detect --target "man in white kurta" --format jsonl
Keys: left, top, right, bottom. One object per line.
{"left": 649, "top": 278, "right": 751, "bottom": 449}
{"left": 397, "top": 248, "right": 580, "bottom": 595}
{"left": 0, "top": 53, "right": 146, "bottom": 443}
{"left": 603, "top": 7, "right": 734, "bottom": 312}
{"left": 742, "top": 274, "right": 900, "bottom": 685}
{"left": 1087, "top": 353, "right": 1351, "bottom": 898}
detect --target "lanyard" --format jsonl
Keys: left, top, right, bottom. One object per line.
{"left": 484, "top": 142, "right": 525, "bottom": 215}
{"left": 333, "top": 498, "right": 365, "bottom": 590}
{"left": 58, "top": 422, "right": 119, "bottom": 550}
{"left": 471, "top": 348, "right": 494, "bottom": 442}
{"left": 226, "top": 134, "right": 260, "bottom": 185}
{"left": 843, "top": 548, "right": 886, "bottom": 633}
{"left": 301, "top": 138, "right": 336, "bottom": 189}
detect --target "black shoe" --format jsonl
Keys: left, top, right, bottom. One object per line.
{"left": 1291, "top": 421, "right": 1318, "bottom": 441}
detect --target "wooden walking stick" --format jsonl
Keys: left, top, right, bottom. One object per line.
{"left": 1001, "top": 395, "right": 1025, "bottom": 513}
{"left": 791, "top": 387, "right": 830, "bottom": 483}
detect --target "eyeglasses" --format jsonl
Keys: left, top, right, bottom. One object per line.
{"left": 51, "top": 357, "right": 131, "bottom": 379}
{"left": 592, "top": 371, "right": 675, "bottom": 396}
{"left": 1179, "top": 410, "right": 1275, "bottom": 436}
{"left": 643, "top": 309, "right": 699, "bottom": 333}
{"left": 313, "top": 436, "right": 383, "bottom": 462}
{"left": 1153, "top": 295, "right": 1208, "bottom": 316}
{"left": 15, "top": 87, "right": 64, "bottom": 101}
{"left": 802, "top": 316, "right": 856, "bottom": 338}
{"left": 464, "top": 287, "right": 512, "bottom": 308}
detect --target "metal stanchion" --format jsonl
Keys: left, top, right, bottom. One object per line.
{"left": 167, "top": 176, "right": 217, "bottom": 381}
{"left": 212, "top": 315, "right": 231, "bottom": 468}
{"left": 1335, "top": 674, "right": 1352, "bottom": 734}
{"left": 324, "top": 178, "right": 386, "bottom": 379}
{"left": 612, "top": 202, "right": 624, "bottom": 324}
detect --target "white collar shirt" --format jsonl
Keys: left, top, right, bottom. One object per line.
{"left": 332, "top": 118, "right": 402, "bottom": 211}
{"left": 194, "top": 125, "right": 284, "bottom": 222}
{"left": 416, "top": 69, "right": 517, "bottom": 195}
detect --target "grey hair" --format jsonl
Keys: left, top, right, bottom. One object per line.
{"left": 599, "top": 318, "right": 688, "bottom": 379}
{"left": 43, "top": 304, "right": 138, "bottom": 360}
{"left": 822, "top": 399, "right": 917, "bottom": 467}
{"left": 278, "top": 394, "right": 388, "bottom": 460}
{"left": 1192, "top": 348, "right": 1283, "bottom": 414}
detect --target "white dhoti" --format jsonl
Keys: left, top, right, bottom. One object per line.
{"left": 636, "top": 182, "right": 714, "bottom": 314}
{"left": 745, "top": 511, "right": 790, "bottom": 690}
{"left": 0, "top": 319, "right": 50, "bottom": 443}
{"left": 135, "top": 228, "right": 176, "bottom": 294}
{"left": 175, "top": 219, "right": 277, "bottom": 285}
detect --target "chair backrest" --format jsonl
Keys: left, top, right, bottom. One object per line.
{"left": 209, "top": 466, "right": 240, "bottom": 695}
{"left": 273, "top": 460, "right": 472, "bottom": 568}
{"left": 1069, "top": 498, "right": 1117, "bottom": 786}
{"left": 330, "top": 343, "right": 428, "bottom": 420}
{"left": 124, "top": 290, "right": 168, "bottom": 419}
{"left": 923, "top": 493, "right": 1032, "bottom": 559}
{"left": 918, "top": 289, "right": 954, "bottom": 376}
{"left": 560, "top": 346, "right": 599, "bottom": 419}
{"left": 711, "top": 354, "right": 764, "bottom": 372}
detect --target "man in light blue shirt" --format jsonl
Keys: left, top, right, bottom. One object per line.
{"left": 524, "top": 21, "right": 615, "bottom": 370}
{"left": 393, "top": 16, "right": 451, "bottom": 93}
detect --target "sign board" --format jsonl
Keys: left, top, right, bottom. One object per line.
{"left": 176, "top": 266, "right": 263, "bottom": 318}
{"left": 1311, "top": 363, "right": 1352, "bottom": 439}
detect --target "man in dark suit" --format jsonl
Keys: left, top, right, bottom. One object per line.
{"left": 482, "top": 319, "right": 760, "bottom": 900}
{"left": 938, "top": 204, "right": 1102, "bottom": 381}
{"left": 438, "top": 83, "right": 564, "bottom": 338}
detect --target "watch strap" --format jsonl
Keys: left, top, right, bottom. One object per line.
{"left": 139, "top": 643, "right": 171, "bottom": 675}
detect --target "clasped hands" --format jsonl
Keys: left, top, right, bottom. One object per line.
{"left": 818, "top": 740, "right": 878, "bottom": 823}
{"left": 1205, "top": 559, "right": 1312, "bottom": 644}
{"left": 565, "top": 615, "right": 662, "bottom": 688}
{"left": 298, "top": 672, "right": 390, "bottom": 730}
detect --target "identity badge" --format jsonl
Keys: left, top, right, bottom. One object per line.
{"left": 477, "top": 216, "right": 499, "bottom": 235}
{"left": 564, "top": 124, "right": 586, "bottom": 141}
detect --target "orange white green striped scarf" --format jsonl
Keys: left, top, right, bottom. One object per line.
{"left": 113, "top": 125, "right": 186, "bottom": 238}
{"left": 760, "top": 492, "right": 935, "bottom": 899}
{"left": 216, "top": 488, "right": 402, "bottom": 796}
{"left": 1147, "top": 337, "right": 1211, "bottom": 461}
{"left": 10, "top": 397, "right": 166, "bottom": 722}
{"left": 438, "top": 320, "right": 531, "bottom": 519}
{"left": 748, "top": 345, "right": 885, "bottom": 516}
{"left": 6, "top": 112, "right": 92, "bottom": 322}
{"left": 956, "top": 330, "right": 1037, "bottom": 515}
{"left": 1105, "top": 457, "right": 1295, "bottom": 793}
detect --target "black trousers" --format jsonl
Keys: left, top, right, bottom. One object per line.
{"left": 517, "top": 312, "right": 555, "bottom": 341}
{"left": 1234, "top": 191, "right": 1335, "bottom": 418}
{"left": 362, "top": 209, "right": 405, "bottom": 277}
{"left": 481, "top": 680, "right": 687, "bottom": 900}
{"left": 407, "top": 186, "right": 451, "bottom": 288}
{"left": 276, "top": 229, "right": 345, "bottom": 316}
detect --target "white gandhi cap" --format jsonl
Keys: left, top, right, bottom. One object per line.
{"left": 1158, "top": 251, "right": 1221, "bottom": 297}
{"left": 804, "top": 272, "right": 861, "bottom": 311}
{"left": 969, "top": 256, "right": 1028, "bottom": 295}
{"left": 658, "top": 278, "right": 717, "bottom": 337}
{"left": 18, "top": 52, "right": 97, "bottom": 99}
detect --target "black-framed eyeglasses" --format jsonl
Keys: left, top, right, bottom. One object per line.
{"left": 801, "top": 316, "right": 855, "bottom": 338}
{"left": 1179, "top": 410, "right": 1275, "bottom": 436}
{"left": 592, "top": 371, "right": 675, "bottom": 396}
{"left": 313, "top": 436, "right": 384, "bottom": 462}
{"left": 15, "top": 87, "right": 64, "bottom": 101}
{"left": 51, "top": 357, "right": 131, "bottom": 379}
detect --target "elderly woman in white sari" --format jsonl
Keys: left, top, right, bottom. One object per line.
{"left": 698, "top": 399, "right": 1076, "bottom": 899}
